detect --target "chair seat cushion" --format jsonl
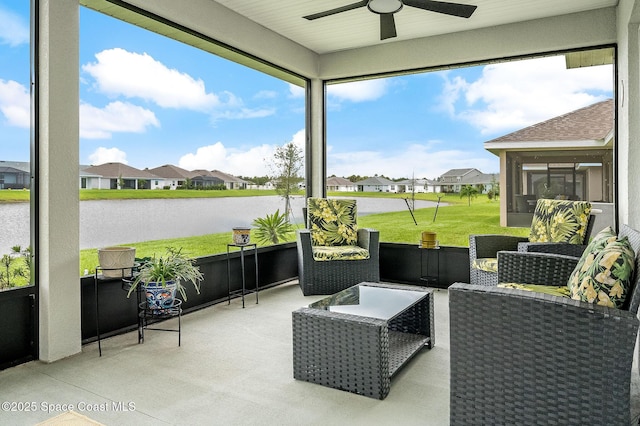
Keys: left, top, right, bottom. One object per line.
{"left": 529, "top": 199, "right": 591, "bottom": 244}
{"left": 568, "top": 231, "right": 635, "bottom": 309}
{"left": 472, "top": 258, "right": 498, "bottom": 273}
{"left": 497, "top": 283, "right": 571, "bottom": 298}
{"left": 307, "top": 198, "right": 358, "bottom": 246}
{"left": 311, "top": 245, "right": 370, "bottom": 261}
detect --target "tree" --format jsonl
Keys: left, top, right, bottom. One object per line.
{"left": 268, "top": 142, "right": 303, "bottom": 221}
{"left": 460, "top": 184, "right": 478, "bottom": 206}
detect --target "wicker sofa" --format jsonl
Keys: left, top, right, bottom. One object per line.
{"left": 296, "top": 198, "right": 380, "bottom": 296}
{"left": 450, "top": 224, "right": 640, "bottom": 425}
{"left": 469, "top": 199, "right": 595, "bottom": 286}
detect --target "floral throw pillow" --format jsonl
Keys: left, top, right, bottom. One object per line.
{"left": 566, "top": 226, "right": 616, "bottom": 295}
{"left": 567, "top": 233, "right": 635, "bottom": 309}
{"left": 528, "top": 199, "right": 591, "bottom": 244}
{"left": 307, "top": 198, "right": 358, "bottom": 246}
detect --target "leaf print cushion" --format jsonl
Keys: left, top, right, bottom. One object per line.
{"left": 568, "top": 233, "right": 635, "bottom": 309}
{"left": 472, "top": 258, "right": 498, "bottom": 273}
{"left": 528, "top": 199, "right": 592, "bottom": 244}
{"left": 566, "top": 226, "right": 616, "bottom": 295}
{"left": 307, "top": 198, "right": 358, "bottom": 246}
{"left": 311, "top": 245, "right": 370, "bottom": 261}
{"left": 497, "top": 283, "right": 571, "bottom": 298}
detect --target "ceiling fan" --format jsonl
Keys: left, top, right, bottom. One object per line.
{"left": 303, "top": 0, "right": 477, "bottom": 41}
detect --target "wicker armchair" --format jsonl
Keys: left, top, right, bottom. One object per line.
{"left": 469, "top": 199, "right": 595, "bottom": 286}
{"left": 296, "top": 198, "right": 380, "bottom": 296}
{"left": 449, "top": 224, "right": 640, "bottom": 425}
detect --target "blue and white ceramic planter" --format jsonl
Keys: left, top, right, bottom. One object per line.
{"left": 144, "top": 281, "right": 178, "bottom": 312}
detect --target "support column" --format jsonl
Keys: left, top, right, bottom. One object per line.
{"left": 306, "top": 78, "right": 326, "bottom": 198}
{"left": 617, "top": 0, "right": 640, "bottom": 228}
{"left": 38, "top": 0, "right": 81, "bottom": 362}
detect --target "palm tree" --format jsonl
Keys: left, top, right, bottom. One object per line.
{"left": 460, "top": 184, "right": 478, "bottom": 206}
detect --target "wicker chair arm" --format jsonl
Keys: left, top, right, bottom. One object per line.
{"left": 449, "top": 282, "right": 639, "bottom": 425}
{"left": 497, "top": 251, "right": 578, "bottom": 285}
{"left": 517, "top": 241, "right": 586, "bottom": 257}
{"left": 357, "top": 228, "right": 379, "bottom": 255}
{"left": 469, "top": 234, "right": 528, "bottom": 260}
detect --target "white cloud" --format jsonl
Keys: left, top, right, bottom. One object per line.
{"left": 328, "top": 142, "right": 497, "bottom": 180}
{"left": 0, "top": 79, "right": 29, "bottom": 128}
{"left": 254, "top": 90, "right": 278, "bottom": 100}
{"left": 0, "top": 7, "right": 29, "bottom": 47}
{"left": 288, "top": 84, "right": 305, "bottom": 98}
{"left": 82, "top": 48, "right": 220, "bottom": 111}
{"left": 439, "top": 56, "right": 613, "bottom": 135}
{"left": 327, "top": 79, "right": 388, "bottom": 102}
{"left": 211, "top": 91, "right": 275, "bottom": 121}
{"left": 89, "top": 147, "right": 128, "bottom": 165}
{"left": 178, "top": 129, "right": 305, "bottom": 176}
{"left": 80, "top": 101, "right": 159, "bottom": 139}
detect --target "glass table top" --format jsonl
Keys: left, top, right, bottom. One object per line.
{"left": 308, "top": 284, "right": 426, "bottom": 321}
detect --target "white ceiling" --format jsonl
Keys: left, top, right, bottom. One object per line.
{"left": 213, "top": 0, "right": 618, "bottom": 54}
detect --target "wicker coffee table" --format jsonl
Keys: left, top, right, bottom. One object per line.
{"left": 292, "top": 282, "right": 434, "bottom": 399}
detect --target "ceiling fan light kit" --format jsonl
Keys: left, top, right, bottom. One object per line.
{"left": 303, "top": 0, "right": 477, "bottom": 40}
{"left": 368, "top": 0, "right": 404, "bottom": 14}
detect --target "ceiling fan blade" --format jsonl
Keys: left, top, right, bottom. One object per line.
{"left": 403, "top": 0, "right": 477, "bottom": 18}
{"left": 303, "top": 1, "right": 369, "bottom": 20}
{"left": 380, "top": 14, "right": 397, "bottom": 40}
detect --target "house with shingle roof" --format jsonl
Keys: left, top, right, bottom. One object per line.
{"left": 189, "top": 169, "right": 225, "bottom": 188}
{"left": 81, "top": 162, "right": 162, "bottom": 189}
{"left": 354, "top": 176, "right": 398, "bottom": 193}
{"left": 0, "top": 161, "right": 30, "bottom": 189}
{"left": 484, "top": 98, "right": 614, "bottom": 227}
{"left": 326, "top": 176, "right": 356, "bottom": 192}
{"left": 395, "top": 178, "right": 442, "bottom": 194}
{"left": 209, "top": 170, "right": 250, "bottom": 189}
{"left": 147, "top": 164, "right": 193, "bottom": 189}
{"left": 439, "top": 168, "right": 483, "bottom": 193}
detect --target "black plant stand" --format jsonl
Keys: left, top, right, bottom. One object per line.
{"left": 94, "top": 266, "right": 135, "bottom": 356}
{"left": 226, "top": 243, "right": 259, "bottom": 308}
{"left": 137, "top": 300, "right": 182, "bottom": 346}
{"left": 420, "top": 245, "right": 441, "bottom": 286}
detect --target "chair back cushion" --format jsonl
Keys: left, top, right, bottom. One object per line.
{"left": 529, "top": 199, "right": 592, "bottom": 244}
{"left": 567, "top": 227, "right": 635, "bottom": 309}
{"left": 307, "top": 198, "right": 358, "bottom": 246}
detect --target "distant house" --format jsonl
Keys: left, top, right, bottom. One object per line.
{"left": 209, "top": 170, "right": 250, "bottom": 189}
{"left": 484, "top": 98, "right": 614, "bottom": 227}
{"left": 326, "top": 176, "right": 356, "bottom": 192}
{"left": 395, "top": 178, "right": 442, "bottom": 193}
{"left": 439, "top": 168, "right": 483, "bottom": 193}
{"left": 190, "top": 170, "right": 225, "bottom": 188}
{"left": 461, "top": 173, "right": 499, "bottom": 194}
{"left": 0, "top": 161, "right": 30, "bottom": 189}
{"left": 81, "top": 162, "right": 162, "bottom": 189}
{"left": 354, "top": 176, "right": 398, "bottom": 193}
{"left": 147, "top": 164, "right": 193, "bottom": 189}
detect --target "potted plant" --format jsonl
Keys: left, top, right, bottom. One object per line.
{"left": 127, "top": 247, "right": 204, "bottom": 312}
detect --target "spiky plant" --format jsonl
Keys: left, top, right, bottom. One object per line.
{"left": 128, "top": 247, "right": 204, "bottom": 301}
{"left": 252, "top": 209, "right": 294, "bottom": 245}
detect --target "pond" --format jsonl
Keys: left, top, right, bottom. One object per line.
{"left": 0, "top": 195, "right": 439, "bottom": 254}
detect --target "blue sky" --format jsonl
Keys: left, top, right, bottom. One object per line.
{"left": 1, "top": 1, "right": 614, "bottom": 180}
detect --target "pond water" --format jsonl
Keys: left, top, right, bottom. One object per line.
{"left": 0, "top": 196, "right": 438, "bottom": 254}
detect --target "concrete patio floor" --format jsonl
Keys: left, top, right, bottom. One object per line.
{"left": 0, "top": 280, "right": 638, "bottom": 425}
